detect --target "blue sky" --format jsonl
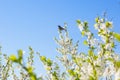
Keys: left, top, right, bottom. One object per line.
{"left": 0, "top": 0, "right": 120, "bottom": 75}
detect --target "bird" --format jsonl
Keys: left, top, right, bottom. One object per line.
{"left": 58, "top": 25, "right": 66, "bottom": 31}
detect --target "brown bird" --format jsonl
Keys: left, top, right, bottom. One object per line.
{"left": 58, "top": 25, "right": 66, "bottom": 31}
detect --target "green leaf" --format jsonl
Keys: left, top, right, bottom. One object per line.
{"left": 95, "top": 65, "right": 100, "bottom": 67}
{"left": 111, "top": 42, "right": 115, "bottom": 48}
{"left": 93, "top": 70, "right": 96, "bottom": 76}
{"left": 93, "top": 55, "right": 98, "bottom": 60}
{"left": 18, "top": 49, "right": 23, "bottom": 64}
{"left": 106, "top": 58, "right": 114, "bottom": 62}
{"left": 87, "top": 58, "right": 91, "bottom": 63}
{"left": 9, "top": 54, "right": 18, "bottom": 62}
{"left": 105, "top": 21, "right": 112, "bottom": 28}
{"left": 46, "top": 66, "right": 52, "bottom": 71}
{"left": 18, "top": 49, "right": 23, "bottom": 58}
{"left": 27, "top": 66, "right": 33, "bottom": 73}
{"left": 29, "top": 46, "right": 33, "bottom": 51}
{"left": 68, "top": 69, "right": 75, "bottom": 76}
{"left": 113, "top": 32, "right": 120, "bottom": 42}
{"left": 84, "top": 21, "right": 88, "bottom": 27}
{"left": 114, "top": 61, "right": 120, "bottom": 69}
{"left": 76, "top": 20, "right": 81, "bottom": 24}
{"left": 89, "top": 76, "right": 95, "bottom": 80}
{"left": 81, "top": 31, "right": 85, "bottom": 36}
{"left": 30, "top": 75, "right": 36, "bottom": 80}
{"left": 83, "top": 40, "right": 88, "bottom": 45}
{"left": 95, "top": 17, "right": 99, "bottom": 23}
{"left": 40, "top": 56, "right": 46, "bottom": 62}
{"left": 88, "top": 50, "right": 94, "bottom": 57}
{"left": 46, "top": 58, "right": 52, "bottom": 66}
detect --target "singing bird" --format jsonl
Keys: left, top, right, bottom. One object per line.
{"left": 58, "top": 25, "right": 66, "bottom": 31}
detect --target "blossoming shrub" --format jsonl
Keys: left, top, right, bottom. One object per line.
{"left": 0, "top": 17, "right": 120, "bottom": 80}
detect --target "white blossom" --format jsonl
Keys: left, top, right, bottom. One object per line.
{"left": 115, "top": 69, "right": 120, "bottom": 80}
{"left": 78, "top": 24, "right": 84, "bottom": 31}
{"left": 100, "top": 23, "right": 106, "bottom": 30}
{"left": 105, "top": 43, "right": 112, "bottom": 50}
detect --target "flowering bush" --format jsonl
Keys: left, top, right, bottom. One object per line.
{"left": 0, "top": 17, "right": 120, "bottom": 80}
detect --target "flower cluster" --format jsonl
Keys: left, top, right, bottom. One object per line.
{"left": 0, "top": 17, "right": 120, "bottom": 80}
{"left": 77, "top": 17, "right": 120, "bottom": 80}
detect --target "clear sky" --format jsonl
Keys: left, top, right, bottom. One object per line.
{"left": 0, "top": 0, "right": 120, "bottom": 75}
